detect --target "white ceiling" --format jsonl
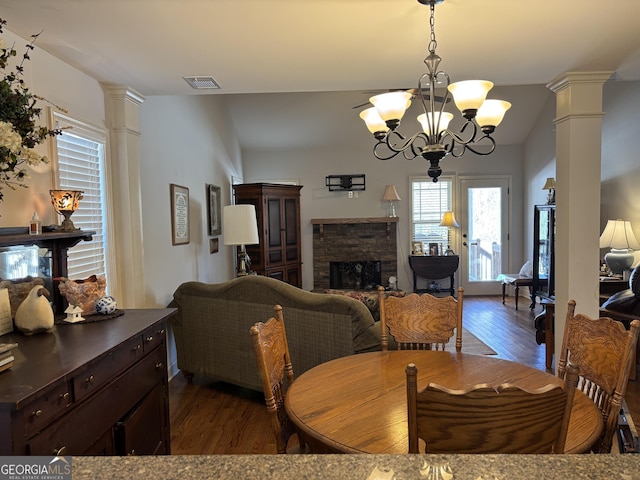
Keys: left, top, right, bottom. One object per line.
{"left": 2, "top": 0, "right": 639, "bottom": 150}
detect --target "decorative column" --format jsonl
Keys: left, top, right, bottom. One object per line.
{"left": 547, "top": 71, "right": 612, "bottom": 370}
{"left": 102, "top": 84, "right": 146, "bottom": 308}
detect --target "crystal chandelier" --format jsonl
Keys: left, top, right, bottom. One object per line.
{"left": 360, "top": 0, "right": 511, "bottom": 182}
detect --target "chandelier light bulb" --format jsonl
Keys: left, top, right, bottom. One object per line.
{"left": 417, "top": 111, "right": 454, "bottom": 136}
{"left": 476, "top": 99, "right": 512, "bottom": 129}
{"left": 447, "top": 80, "right": 493, "bottom": 117}
{"left": 359, "top": 107, "right": 389, "bottom": 136}
{"left": 369, "top": 91, "right": 412, "bottom": 124}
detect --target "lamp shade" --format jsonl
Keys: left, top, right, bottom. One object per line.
{"left": 359, "top": 107, "right": 389, "bottom": 135}
{"left": 439, "top": 211, "right": 459, "bottom": 228}
{"left": 542, "top": 177, "right": 556, "bottom": 190}
{"left": 369, "top": 91, "right": 412, "bottom": 122}
{"left": 382, "top": 185, "right": 401, "bottom": 202}
{"left": 447, "top": 80, "right": 493, "bottom": 113}
{"left": 223, "top": 204, "right": 259, "bottom": 246}
{"left": 476, "top": 100, "right": 511, "bottom": 128}
{"left": 417, "top": 111, "right": 454, "bottom": 136}
{"left": 599, "top": 219, "right": 640, "bottom": 249}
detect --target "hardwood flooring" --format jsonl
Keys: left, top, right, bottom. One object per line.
{"left": 169, "top": 295, "right": 639, "bottom": 454}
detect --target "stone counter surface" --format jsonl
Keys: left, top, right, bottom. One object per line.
{"left": 72, "top": 454, "right": 639, "bottom": 480}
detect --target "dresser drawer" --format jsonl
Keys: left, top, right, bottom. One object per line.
{"left": 72, "top": 333, "right": 145, "bottom": 402}
{"left": 142, "top": 322, "right": 166, "bottom": 353}
{"left": 27, "top": 345, "right": 166, "bottom": 456}
{"left": 22, "top": 381, "right": 72, "bottom": 438}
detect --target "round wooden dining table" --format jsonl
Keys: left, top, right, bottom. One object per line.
{"left": 284, "top": 351, "right": 603, "bottom": 454}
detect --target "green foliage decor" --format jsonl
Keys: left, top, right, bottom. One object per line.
{"left": 0, "top": 18, "right": 63, "bottom": 201}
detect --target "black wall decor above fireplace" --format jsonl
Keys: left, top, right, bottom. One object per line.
{"left": 330, "top": 261, "right": 381, "bottom": 290}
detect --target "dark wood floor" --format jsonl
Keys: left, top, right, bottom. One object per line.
{"left": 169, "top": 295, "right": 639, "bottom": 454}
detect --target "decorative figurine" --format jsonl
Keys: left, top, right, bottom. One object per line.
{"left": 95, "top": 296, "right": 117, "bottom": 315}
{"left": 15, "top": 286, "right": 54, "bottom": 335}
{"left": 64, "top": 304, "right": 85, "bottom": 323}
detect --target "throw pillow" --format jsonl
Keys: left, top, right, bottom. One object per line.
{"left": 519, "top": 260, "right": 533, "bottom": 278}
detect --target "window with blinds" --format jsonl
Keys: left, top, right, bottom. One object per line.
{"left": 53, "top": 113, "right": 108, "bottom": 282}
{"left": 410, "top": 176, "right": 454, "bottom": 248}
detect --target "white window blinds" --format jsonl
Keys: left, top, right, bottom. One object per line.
{"left": 53, "top": 113, "right": 108, "bottom": 281}
{"left": 411, "top": 176, "right": 453, "bottom": 247}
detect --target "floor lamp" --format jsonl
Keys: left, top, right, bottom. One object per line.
{"left": 439, "top": 211, "right": 459, "bottom": 256}
{"left": 223, "top": 204, "right": 260, "bottom": 276}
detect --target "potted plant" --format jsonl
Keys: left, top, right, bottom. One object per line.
{"left": 0, "top": 18, "right": 64, "bottom": 202}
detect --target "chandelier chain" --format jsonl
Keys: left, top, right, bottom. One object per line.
{"left": 428, "top": 1, "right": 437, "bottom": 55}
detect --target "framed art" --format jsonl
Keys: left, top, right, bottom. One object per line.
{"left": 209, "top": 238, "right": 219, "bottom": 254}
{"left": 428, "top": 242, "right": 439, "bottom": 256}
{"left": 207, "top": 184, "right": 222, "bottom": 236}
{"left": 170, "top": 183, "right": 190, "bottom": 245}
{"left": 411, "top": 241, "right": 424, "bottom": 255}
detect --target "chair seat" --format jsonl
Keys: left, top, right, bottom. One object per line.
{"left": 497, "top": 273, "right": 533, "bottom": 310}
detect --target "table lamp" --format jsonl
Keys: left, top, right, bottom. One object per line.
{"left": 223, "top": 204, "right": 260, "bottom": 276}
{"left": 439, "top": 211, "right": 459, "bottom": 255}
{"left": 542, "top": 177, "right": 556, "bottom": 204}
{"left": 382, "top": 185, "right": 401, "bottom": 217}
{"left": 49, "top": 189, "right": 84, "bottom": 231}
{"left": 599, "top": 219, "right": 640, "bottom": 275}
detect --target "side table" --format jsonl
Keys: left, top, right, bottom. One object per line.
{"left": 408, "top": 255, "right": 459, "bottom": 296}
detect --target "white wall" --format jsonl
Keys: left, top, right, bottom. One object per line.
{"left": 523, "top": 79, "right": 640, "bottom": 267}
{"left": 242, "top": 141, "right": 525, "bottom": 292}
{"left": 138, "top": 95, "right": 244, "bottom": 307}
{"left": 601, "top": 80, "right": 640, "bottom": 232}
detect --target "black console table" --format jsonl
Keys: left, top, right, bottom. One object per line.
{"left": 408, "top": 255, "right": 459, "bottom": 296}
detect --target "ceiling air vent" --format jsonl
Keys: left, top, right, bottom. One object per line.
{"left": 183, "top": 76, "right": 221, "bottom": 90}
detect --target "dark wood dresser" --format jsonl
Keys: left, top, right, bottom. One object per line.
{"left": 0, "top": 308, "right": 174, "bottom": 455}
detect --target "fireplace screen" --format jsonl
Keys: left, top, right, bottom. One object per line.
{"left": 329, "top": 261, "right": 381, "bottom": 290}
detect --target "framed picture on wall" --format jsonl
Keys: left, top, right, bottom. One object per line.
{"left": 170, "top": 183, "right": 190, "bottom": 245}
{"left": 207, "top": 184, "right": 222, "bottom": 236}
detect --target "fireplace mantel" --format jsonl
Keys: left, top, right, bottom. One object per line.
{"left": 311, "top": 217, "right": 398, "bottom": 241}
{"left": 311, "top": 217, "right": 398, "bottom": 225}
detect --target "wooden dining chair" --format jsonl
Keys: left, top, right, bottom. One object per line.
{"left": 378, "top": 285, "right": 463, "bottom": 351}
{"left": 250, "top": 305, "right": 304, "bottom": 454}
{"left": 406, "top": 362, "right": 580, "bottom": 454}
{"left": 557, "top": 299, "right": 640, "bottom": 453}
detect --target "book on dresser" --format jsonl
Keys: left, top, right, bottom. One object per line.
{"left": 0, "top": 342, "right": 17, "bottom": 373}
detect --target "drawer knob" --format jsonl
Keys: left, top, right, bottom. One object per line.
{"left": 155, "top": 362, "right": 164, "bottom": 369}
{"left": 133, "top": 344, "right": 141, "bottom": 352}
{"left": 85, "top": 375, "right": 94, "bottom": 384}
{"left": 32, "top": 409, "right": 43, "bottom": 418}
{"left": 146, "top": 336, "right": 153, "bottom": 342}
{"left": 60, "top": 392, "right": 70, "bottom": 402}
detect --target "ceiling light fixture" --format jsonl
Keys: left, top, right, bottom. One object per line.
{"left": 359, "top": 0, "right": 511, "bottom": 182}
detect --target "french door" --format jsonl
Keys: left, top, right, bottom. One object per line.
{"left": 458, "top": 176, "right": 510, "bottom": 295}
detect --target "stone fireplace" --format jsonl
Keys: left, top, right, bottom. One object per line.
{"left": 312, "top": 217, "right": 398, "bottom": 291}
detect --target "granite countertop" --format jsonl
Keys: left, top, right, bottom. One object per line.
{"left": 72, "top": 454, "right": 638, "bottom": 480}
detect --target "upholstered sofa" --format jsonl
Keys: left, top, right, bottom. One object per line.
{"left": 168, "top": 275, "right": 379, "bottom": 392}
